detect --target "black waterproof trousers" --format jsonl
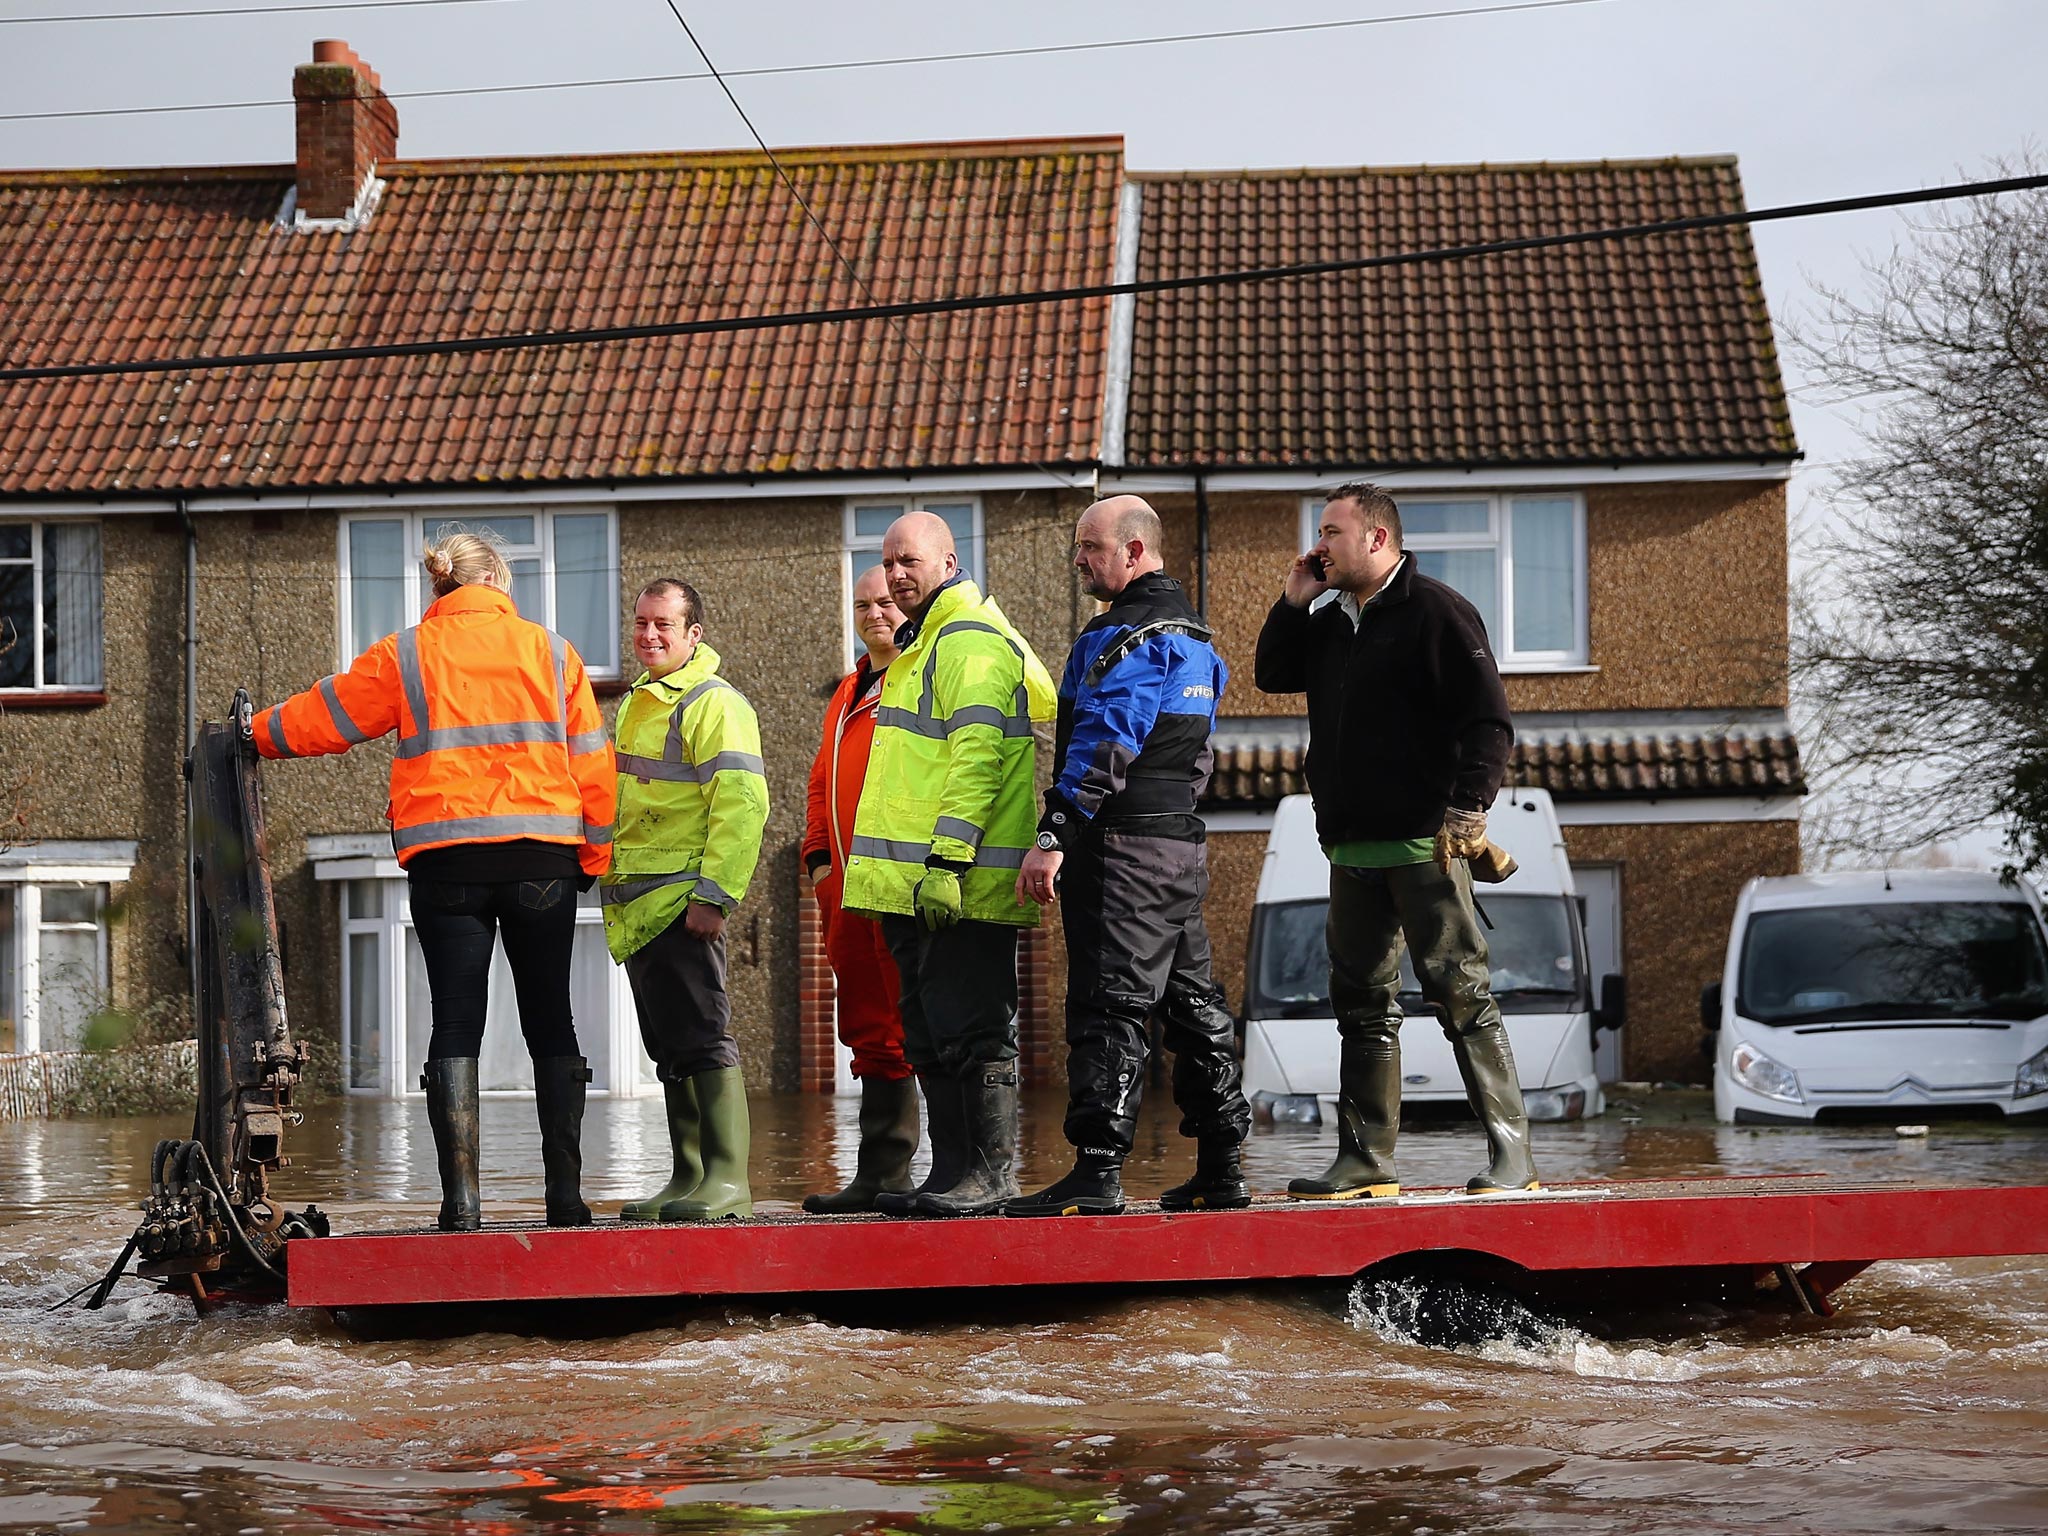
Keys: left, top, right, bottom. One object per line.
{"left": 1060, "top": 826, "right": 1252, "bottom": 1157}
{"left": 879, "top": 916, "right": 1020, "bottom": 1075}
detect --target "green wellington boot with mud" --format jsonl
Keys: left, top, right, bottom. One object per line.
{"left": 659, "top": 1066, "right": 752, "bottom": 1221}
{"left": 1454, "top": 1025, "right": 1542, "bottom": 1194}
{"left": 803, "top": 1074, "right": 921, "bottom": 1214}
{"left": 619, "top": 1076, "right": 702, "bottom": 1221}
{"left": 1288, "top": 1029, "right": 1401, "bottom": 1200}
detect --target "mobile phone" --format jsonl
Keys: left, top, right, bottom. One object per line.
{"left": 1304, "top": 553, "right": 1327, "bottom": 579}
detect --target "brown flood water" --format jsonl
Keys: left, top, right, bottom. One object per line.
{"left": 3, "top": 1087, "right": 2047, "bottom": 1534}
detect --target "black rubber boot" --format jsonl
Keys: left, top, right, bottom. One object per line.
{"left": 877, "top": 1071, "right": 964, "bottom": 1216}
{"left": 1006, "top": 1149, "right": 1125, "bottom": 1217}
{"left": 1159, "top": 1138, "right": 1252, "bottom": 1211}
{"left": 1453, "top": 1024, "right": 1542, "bottom": 1194}
{"left": 1288, "top": 1024, "right": 1402, "bottom": 1200}
{"left": 421, "top": 1057, "right": 482, "bottom": 1232}
{"left": 532, "top": 1055, "right": 593, "bottom": 1227}
{"left": 620, "top": 1077, "right": 702, "bottom": 1222}
{"left": 804, "top": 1074, "right": 921, "bottom": 1214}
{"left": 916, "top": 1061, "right": 1020, "bottom": 1218}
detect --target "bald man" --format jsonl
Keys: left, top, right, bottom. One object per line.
{"left": 840, "top": 512, "right": 1056, "bottom": 1218}
{"left": 1007, "top": 496, "right": 1252, "bottom": 1218}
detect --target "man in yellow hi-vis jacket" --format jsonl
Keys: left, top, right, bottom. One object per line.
{"left": 843, "top": 512, "right": 1057, "bottom": 1218}
{"left": 603, "top": 577, "right": 769, "bottom": 1223}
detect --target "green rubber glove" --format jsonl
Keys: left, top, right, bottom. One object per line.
{"left": 914, "top": 866, "right": 964, "bottom": 932}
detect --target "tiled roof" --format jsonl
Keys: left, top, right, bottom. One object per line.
{"left": 1202, "top": 721, "right": 1805, "bottom": 807}
{"left": 0, "top": 139, "right": 1122, "bottom": 495}
{"left": 1125, "top": 158, "right": 1797, "bottom": 469}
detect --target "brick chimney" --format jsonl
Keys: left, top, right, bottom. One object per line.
{"left": 293, "top": 40, "right": 398, "bottom": 221}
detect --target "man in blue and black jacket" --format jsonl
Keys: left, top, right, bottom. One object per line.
{"left": 1007, "top": 496, "right": 1253, "bottom": 1217}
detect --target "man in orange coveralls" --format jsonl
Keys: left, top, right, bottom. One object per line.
{"left": 800, "top": 564, "right": 918, "bottom": 1212}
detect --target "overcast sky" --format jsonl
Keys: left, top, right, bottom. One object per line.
{"left": 7, "top": 0, "right": 2042, "bottom": 861}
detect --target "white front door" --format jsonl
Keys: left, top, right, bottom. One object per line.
{"left": 1574, "top": 863, "right": 1625, "bottom": 1082}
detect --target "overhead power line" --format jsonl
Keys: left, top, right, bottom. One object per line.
{"left": 0, "top": 0, "right": 1613, "bottom": 122}
{"left": 7, "top": 170, "right": 2046, "bottom": 387}
{"left": 2, "top": 0, "right": 517, "bottom": 23}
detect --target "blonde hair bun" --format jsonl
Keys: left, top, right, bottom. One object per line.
{"left": 421, "top": 524, "right": 513, "bottom": 597}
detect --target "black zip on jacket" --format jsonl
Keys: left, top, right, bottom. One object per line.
{"left": 1253, "top": 556, "right": 1513, "bottom": 845}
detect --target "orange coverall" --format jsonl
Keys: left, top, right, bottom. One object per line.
{"left": 802, "top": 657, "right": 910, "bottom": 1081}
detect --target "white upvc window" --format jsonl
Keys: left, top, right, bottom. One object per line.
{"left": 1300, "top": 492, "right": 1589, "bottom": 669}
{"left": 0, "top": 845, "right": 130, "bottom": 1054}
{"left": 318, "top": 845, "right": 652, "bottom": 1097}
{"left": 843, "top": 496, "right": 984, "bottom": 662}
{"left": 0, "top": 520, "right": 104, "bottom": 693}
{"left": 337, "top": 509, "right": 621, "bottom": 677}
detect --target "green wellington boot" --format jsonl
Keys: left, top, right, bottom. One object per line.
{"left": 1288, "top": 1025, "right": 1402, "bottom": 1200}
{"left": 1454, "top": 1024, "right": 1542, "bottom": 1194}
{"left": 619, "top": 1076, "right": 702, "bottom": 1222}
{"left": 421, "top": 1057, "right": 482, "bottom": 1232}
{"left": 803, "top": 1074, "right": 921, "bottom": 1214}
{"left": 531, "top": 1055, "right": 593, "bottom": 1228}
{"left": 660, "top": 1066, "right": 753, "bottom": 1221}
{"left": 876, "top": 1071, "right": 964, "bottom": 1217}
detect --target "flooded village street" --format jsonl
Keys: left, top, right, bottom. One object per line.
{"left": 3, "top": 1092, "right": 2046, "bottom": 1535}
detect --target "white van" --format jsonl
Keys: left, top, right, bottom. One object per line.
{"left": 1707, "top": 870, "right": 2048, "bottom": 1124}
{"left": 1239, "top": 788, "right": 1621, "bottom": 1124}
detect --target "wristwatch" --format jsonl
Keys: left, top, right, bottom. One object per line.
{"left": 1034, "top": 831, "right": 1061, "bottom": 851}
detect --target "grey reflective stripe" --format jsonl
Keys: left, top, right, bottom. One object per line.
{"left": 692, "top": 874, "right": 737, "bottom": 910}
{"left": 317, "top": 676, "right": 371, "bottom": 745}
{"left": 849, "top": 833, "right": 1028, "bottom": 870}
{"left": 548, "top": 630, "right": 570, "bottom": 731}
{"left": 394, "top": 627, "right": 432, "bottom": 740}
{"left": 616, "top": 750, "right": 765, "bottom": 783}
{"left": 264, "top": 709, "right": 300, "bottom": 758}
{"left": 933, "top": 816, "right": 984, "bottom": 850}
{"left": 876, "top": 705, "right": 1031, "bottom": 740}
{"left": 583, "top": 820, "right": 614, "bottom": 846}
{"left": 392, "top": 813, "right": 584, "bottom": 851}
{"left": 850, "top": 834, "right": 932, "bottom": 864}
{"left": 395, "top": 719, "right": 568, "bottom": 760}
{"left": 600, "top": 869, "right": 700, "bottom": 906}
{"left": 663, "top": 676, "right": 734, "bottom": 763}
{"left": 567, "top": 728, "right": 609, "bottom": 756}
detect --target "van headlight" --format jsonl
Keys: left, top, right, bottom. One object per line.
{"left": 1729, "top": 1042, "right": 1802, "bottom": 1103}
{"left": 1251, "top": 1091, "right": 1323, "bottom": 1126}
{"left": 2017, "top": 1045, "right": 2048, "bottom": 1100}
{"left": 1521, "top": 1086, "right": 1586, "bottom": 1122}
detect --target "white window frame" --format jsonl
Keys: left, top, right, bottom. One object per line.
{"left": 335, "top": 507, "right": 621, "bottom": 677}
{"left": 842, "top": 496, "right": 985, "bottom": 664}
{"left": 0, "top": 859, "right": 123, "bottom": 1056}
{"left": 1299, "top": 491, "right": 1590, "bottom": 670}
{"left": 0, "top": 518, "right": 103, "bottom": 694}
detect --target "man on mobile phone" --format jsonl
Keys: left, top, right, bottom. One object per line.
{"left": 1255, "top": 483, "right": 1538, "bottom": 1199}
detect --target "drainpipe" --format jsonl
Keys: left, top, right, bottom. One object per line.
{"left": 1194, "top": 469, "right": 1211, "bottom": 619}
{"left": 180, "top": 499, "right": 199, "bottom": 1016}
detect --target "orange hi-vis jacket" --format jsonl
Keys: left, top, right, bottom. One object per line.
{"left": 252, "top": 584, "right": 616, "bottom": 876}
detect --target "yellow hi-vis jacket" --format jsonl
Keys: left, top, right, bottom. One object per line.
{"left": 841, "top": 577, "right": 1057, "bottom": 927}
{"left": 600, "top": 642, "right": 769, "bottom": 961}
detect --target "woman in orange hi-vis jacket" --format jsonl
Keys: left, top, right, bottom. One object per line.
{"left": 798, "top": 563, "right": 918, "bottom": 1213}
{"left": 252, "top": 529, "right": 616, "bottom": 1233}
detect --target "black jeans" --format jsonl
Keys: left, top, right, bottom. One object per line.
{"left": 1060, "top": 827, "right": 1251, "bottom": 1156}
{"left": 409, "top": 876, "right": 580, "bottom": 1061}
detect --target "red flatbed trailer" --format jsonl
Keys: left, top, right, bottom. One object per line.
{"left": 287, "top": 1176, "right": 2048, "bottom": 1317}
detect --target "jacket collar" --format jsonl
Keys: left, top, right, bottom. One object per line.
{"left": 896, "top": 573, "right": 981, "bottom": 650}
{"left": 634, "top": 641, "right": 723, "bottom": 697}
{"left": 424, "top": 583, "right": 516, "bottom": 620}
{"left": 1106, "top": 569, "right": 1187, "bottom": 614}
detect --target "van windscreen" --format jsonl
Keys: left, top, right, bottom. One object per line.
{"left": 1245, "top": 894, "right": 1583, "bottom": 1018}
{"left": 1737, "top": 901, "right": 2048, "bottom": 1025}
